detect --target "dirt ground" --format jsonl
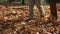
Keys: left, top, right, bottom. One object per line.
{"left": 0, "top": 4, "right": 60, "bottom": 34}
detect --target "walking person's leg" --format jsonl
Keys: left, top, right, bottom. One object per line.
{"left": 29, "top": 0, "right": 35, "bottom": 19}
{"left": 35, "top": 0, "right": 44, "bottom": 18}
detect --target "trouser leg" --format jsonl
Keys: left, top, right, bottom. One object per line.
{"left": 49, "top": 0, "right": 57, "bottom": 20}
{"left": 35, "top": 0, "right": 43, "bottom": 17}
{"left": 29, "top": 0, "right": 35, "bottom": 19}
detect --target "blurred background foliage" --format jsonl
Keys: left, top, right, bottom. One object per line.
{"left": 0, "top": 0, "right": 60, "bottom": 3}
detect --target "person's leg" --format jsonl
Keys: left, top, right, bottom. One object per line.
{"left": 35, "top": 0, "right": 44, "bottom": 17}
{"left": 29, "top": 0, "right": 35, "bottom": 19}
{"left": 49, "top": 0, "right": 57, "bottom": 20}
{"left": 21, "top": 0, "right": 25, "bottom": 4}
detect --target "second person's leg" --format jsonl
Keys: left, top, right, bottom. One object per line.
{"left": 35, "top": 0, "right": 44, "bottom": 18}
